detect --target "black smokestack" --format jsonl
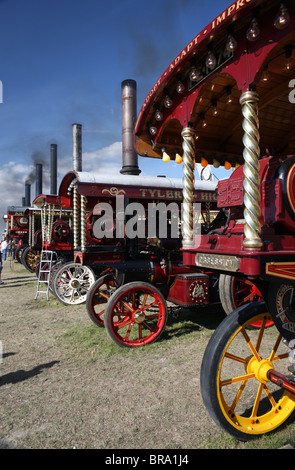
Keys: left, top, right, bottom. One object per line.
{"left": 72, "top": 123, "right": 82, "bottom": 172}
{"left": 25, "top": 182, "right": 31, "bottom": 206}
{"left": 120, "top": 79, "right": 141, "bottom": 175}
{"left": 35, "top": 163, "right": 43, "bottom": 197}
{"left": 50, "top": 144, "right": 57, "bottom": 194}
{"left": 22, "top": 197, "right": 26, "bottom": 207}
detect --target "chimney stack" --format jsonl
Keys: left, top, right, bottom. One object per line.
{"left": 25, "top": 182, "right": 31, "bottom": 207}
{"left": 35, "top": 163, "right": 43, "bottom": 197}
{"left": 120, "top": 79, "right": 141, "bottom": 175}
{"left": 50, "top": 144, "right": 58, "bottom": 194}
{"left": 72, "top": 123, "right": 82, "bottom": 172}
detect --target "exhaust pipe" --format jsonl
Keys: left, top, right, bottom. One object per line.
{"left": 120, "top": 79, "right": 141, "bottom": 175}
{"left": 25, "top": 182, "right": 31, "bottom": 206}
{"left": 35, "top": 163, "right": 43, "bottom": 197}
{"left": 50, "top": 144, "right": 58, "bottom": 194}
{"left": 72, "top": 123, "right": 82, "bottom": 172}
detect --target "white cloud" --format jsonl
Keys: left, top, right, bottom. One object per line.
{"left": 0, "top": 142, "right": 123, "bottom": 236}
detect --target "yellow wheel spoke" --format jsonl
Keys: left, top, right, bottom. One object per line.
{"left": 224, "top": 352, "right": 247, "bottom": 364}
{"left": 263, "top": 383, "right": 278, "bottom": 408}
{"left": 220, "top": 372, "right": 255, "bottom": 387}
{"left": 269, "top": 334, "right": 282, "bottom": 361}
{"left": 241, "top": 328, "right": 261, "bottom": 361}
{"left": 255, "top": 318, "right": 266, "bottom": 352}
{"left": 251, "top": 383, "right": 263, "bottom": 418}
{"left": 230, "top": 380, "right": 247, "bottom": 412}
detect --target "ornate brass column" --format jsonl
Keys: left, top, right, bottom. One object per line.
{"left": 73, "top": 185, "right": 79, "bottom": 249}
{"left": 41, "top": 209, "right": 46, "bottom": 244}
{"left": 29, "top": 214, "right": 32, "bottom": 246}
{"left": 80, "top": 195, "right": 87, "bottom": 253}
{"left": 48, "top": 205, "right": 55, "bottom": 245}
{"left": 31, "top": 214, "right": 35, "bottom": 246}
{"left": 240, "top": 91, "right": 263, "bottom": 250}
{"left": 181, "top": 126, "right": 195, "bottom": 247}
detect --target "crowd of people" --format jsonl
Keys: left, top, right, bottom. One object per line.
{"left": 0, "top": 237, "right": 18, "bottom": 285}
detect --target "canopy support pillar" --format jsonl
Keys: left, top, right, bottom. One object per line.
{"left": 73, "top": 186, "right": 79, "bottom": 250}
{"left": 181, "top": 126, "right": 195, "bottom": 247}
{"left": 240, "top": 91, "right": 263, "bottom": 251}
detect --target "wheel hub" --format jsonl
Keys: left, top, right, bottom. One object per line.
{"left": 70, "top": 279, "right": 80, "bottom": 289}
{"left": 246, "top": 356, "right": 274, "bottom": 384}
{"left": 133, "top": 310, "right": 145, "bottom": 323}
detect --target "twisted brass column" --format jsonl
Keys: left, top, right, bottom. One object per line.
{"left": 73, "top": 186, "right": 79, "bottom": 249}
{"left": 41, "top": 209, "right": 46, "bottom": 244}
{"left": 48, "top": 205, "right": 55, "bottom": 244}
{"left": 181, "top": 126, "right": 195, "bottom": 247}
{"left": 31, "top": 214, "right": 35, "bottom": 246}
{"left": 80, "top": 195, "right": 87, "bottom": 253}
{"left": 240, "top": 91, "right": 263, "bottom": 250}
{"left": 29, "top": 214, "right": 32, "bottom": 246}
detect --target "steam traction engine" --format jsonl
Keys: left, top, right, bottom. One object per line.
{"left": 32, "top": 193, "right": 74, "bottom": 282}
{"left": 48, "top": 88, "right": 221, "bottom": 311}
{"left": 56, "top": 169, "right": 219, "bottom": 314}
{"left": 120, "top": 0, "right": 295, "bottom": 440}
{"left": 3, "top": 207, "right": 29, "bottom": 262}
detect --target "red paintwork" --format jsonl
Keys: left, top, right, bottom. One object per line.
{"left": 167, "top": 273, "right": 209, "bottom": 306}
{"left": 134, "top": 0, "right": 295, "bottom": 157}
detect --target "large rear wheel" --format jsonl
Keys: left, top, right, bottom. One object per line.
{"left": 200, "top": 302, "right": 295, "bottom": 440}
{"left": 21, "top": 246, "right": 41, "bottom": 273}
{"left": 219, "top": 274, "right": 273, "bottom": 328}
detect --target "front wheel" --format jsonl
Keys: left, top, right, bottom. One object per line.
{"left": 200, "top": 302, "right": 295, "bottom": 440}
{"left": 52, "top": 262, "right": 96, "bottom": 305}
{"left": 86, "top": 274, "right": 118, "bottom": 327}
{"left": 104, "top": 282, "right": 168, "bottom": 347}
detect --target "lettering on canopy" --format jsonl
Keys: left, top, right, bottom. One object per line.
{"left": 138, "top": 0, "right": 254, "bottom": 115}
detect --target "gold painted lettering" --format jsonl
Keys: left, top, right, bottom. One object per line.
{"left": 201, "top": 192, "right": 209, "bottom": 201}
{"left": 193, "top": 34, "right": 200, "bottom": 45}
{"left": 187, "top": 41, "right": 194, "bottom": 52}
{"left": 157, "top": 190, "right": 165, "bottom": 198}
{"left": 180, "top": 50, "right": 187, "bottom": 60}
{"left": 236, "top": 0, "right": 245, "bottom": 9}
{"left": 149, "top": 189, "right": 156, "bottom": 198}
{"left": 166, "top": 190, "right": 174, "bottom": 199}
{"left": 227, "top": 4, "right": 236, "bottom": 16}
{"left": 216, "top": 12, "right": 226, "bottom": 26}
{"left": 175, "top": 55, "right": 180, "bottom": 66}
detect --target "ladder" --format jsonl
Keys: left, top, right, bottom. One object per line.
{"left": 35, "top": 250, "right": 57, "bottom": 300}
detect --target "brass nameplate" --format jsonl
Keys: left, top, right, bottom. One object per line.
{"left": 195, "top": 253, "right": 240, "bottom": 272}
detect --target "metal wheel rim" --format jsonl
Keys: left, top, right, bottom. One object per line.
{"left": 54, "top": 263, "right": 96, "bottom": 305}
{"left": 107, "top": 285, "right": 167, "bottom": 347}
{"left": 217, "top": 312, "right": 295, "bottom": 436}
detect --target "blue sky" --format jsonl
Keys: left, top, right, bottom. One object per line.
{"left": 0, "top": 0, "right": 233, "bottom": 234}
